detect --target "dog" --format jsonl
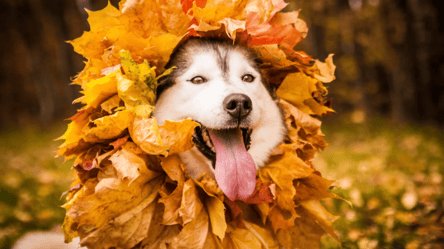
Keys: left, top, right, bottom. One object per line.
{"left": 153, "top": 37, "right": 286, "bottom": 201}
{"left": 13, "top": 38, "right": 286, "bottom": 249}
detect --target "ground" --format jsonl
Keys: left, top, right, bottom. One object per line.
{"left": 0, "top": 117, "right": 443, "bottom": 249}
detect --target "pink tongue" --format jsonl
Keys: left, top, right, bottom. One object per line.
{"left": 208, "top": 128, "right": 256, "bottom": 201}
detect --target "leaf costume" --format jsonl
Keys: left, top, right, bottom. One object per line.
{"left": 58, "top": 0, "right": 340, "bottom": 248}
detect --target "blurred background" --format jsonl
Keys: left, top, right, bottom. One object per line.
{"left": 0, "top": 0, "right": 443, "bottom": 248}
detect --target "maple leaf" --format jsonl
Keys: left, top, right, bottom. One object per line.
{"left": 59, "top": 0, "right": 343, "bottom": 248}
{"left": 276, "top": 206, "right": 327, "bottom": 248}
{"left": 100, "top": 94, "right": 122, "bottom": 114}
{"left": 84, "top": 109, "right": 134, "bottom": 143}
{"left": 276, "top": 72, "right": 335, "bottom": 116}
{"left": 279, "top": 99, "right": 328, "bottom": 155}
{"left": 109, "top": 141, "right": 162, "bottom": 183}
{"left": 130, "top": 117, "right": 199, "bottom": 156}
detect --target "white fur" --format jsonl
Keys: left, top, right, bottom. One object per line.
{"left": 153, "top": 44, "right": 285, "bottom": 179}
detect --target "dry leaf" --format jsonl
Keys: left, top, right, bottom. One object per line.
{"left": 60, "top": 0, "right": 341, "bottom": 248}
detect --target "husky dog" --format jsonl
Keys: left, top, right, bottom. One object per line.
{"left": 154, "top": 38, "right": 286, "bottom": 201}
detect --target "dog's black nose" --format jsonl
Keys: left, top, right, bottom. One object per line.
{"left": 223, "top": 93, "right": 252, "bottom": 120}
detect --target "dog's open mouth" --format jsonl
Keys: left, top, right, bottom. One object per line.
{"left": 193, "top": 126, "right": 252, "bottom": 164}
{"left": 192, "top": 125, "right": 256, "bottom": 201}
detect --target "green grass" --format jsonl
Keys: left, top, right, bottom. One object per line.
{"left": 0, "top": 123, "right": 74, "bottom": 249}
{"left": 1, "top": 117, "right": 443, "bottom": 248}
{"left": 317, "top": 117, "right": 444, "bottom": 249}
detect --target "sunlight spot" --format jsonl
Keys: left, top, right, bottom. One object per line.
{"left": 401, "top": 191, "right": 418, "bottom": 210}
{"left": 349, "top": 0, "right": 363, "bottom": 11}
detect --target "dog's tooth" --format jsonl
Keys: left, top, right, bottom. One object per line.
{"left": 206, "top": 139, "right": 213, "bottom": 149}
{"left": 203, "top": 132, "right": 209, "bottom": 143}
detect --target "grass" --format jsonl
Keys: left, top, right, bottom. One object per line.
{"left": 317, "top": 117, "right": 444, "bottom": 249}
{"left": 0, "top": 122, "right": 74, "bottom": 249}
{"left": 0, "top": 117, "right": 443, "bottom": 248}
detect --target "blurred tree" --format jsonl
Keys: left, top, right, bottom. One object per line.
{"left": 290, "top": 0, "right": 444, "bottom": 126}
{"left": 0, "top": 0, "right": 118, "bottom": 129}
{"left": 0, "top": 0, "right": 443, "bottom": 128}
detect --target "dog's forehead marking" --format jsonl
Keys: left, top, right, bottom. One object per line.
{"left": 184, "top": 52, "right": 223, "bottom": 78}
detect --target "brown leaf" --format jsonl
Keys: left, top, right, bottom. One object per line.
{"left": 171, "top": 200, "right": 209, "bottom": 249}
{"left": 294, "top": 173, "right": 336, "bottom": 201}
{"left": 276, "top": 206, "right": 325, "bottom": 249}
{"left": 206, "top": 196, "right": 227, "bottom": 240}
{"left": 299, "top": 200, "right": 340, "bottom": 243}
{"left": 259, "top": 144, "right": 314, "bottom": 213}
{"left": 79, "top": 181, "right": 161, "bottom": 249}
{"left": 109, "top": 141, "right": 161, "bottom": 183}
{"left": 179, "top": 179, "right": 203, "bottom": 224}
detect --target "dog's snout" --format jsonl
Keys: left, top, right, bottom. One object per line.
{"left": 223, "top": 93, "right": 252, "bottom": 120}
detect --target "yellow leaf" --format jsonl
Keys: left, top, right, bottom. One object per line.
{"left": 206, "top": 197, "right": 227, "bottom": 240}
{"left": 276, "top": 206, "right": 326, "bottom": 249}
{"left": 219, "top": 18, "right": 246, "bottom": 40}
{"left": 276, "top": 72, "right": 317, "bottom": 114}
{"left": 100, "top": 94, "right": 122, "bottom": 114}
{"left": 86, "top": 2, "right": 120, "bottom": 33}
{"left": 250, "top": 44, "right": 294, "bottom": 68}
{"left": 294, "top": 173, "right": 336, "bottom": 201}
{"left": 245, "top": 221, "right": 280, "bottom": 249}
{"left": 57, "top": 108, "right": 94, "bottom": 157}
{"left": 159, "top": 183, "right": 184, "bottom": 225}
{"left": 279, "top": 99, "right": 328, "bottom": 153}
{"left": 67, "top": 176, "right": 163, "bottom": 234}
{"left": 179, "top": 179, "right": 203, "bottom": 225}
{"left": 259, "top": 144, "right": 314, "bottom": 213}
{"left": 159, "top": 156, "right": 186, "bottom": 226}
{"left": 75, "top": 72, "right": 118, "bottom": 109}
{"left": 276, "top": 72, "right": 334, "bottom": 116}
{"left": 161, "top": 155, "right": 186, "bottom": 183}
{"left": 109, "top": 141, "right": 162, "bottom": 183}
{"left": 79, "top": 179, "right": 161, "bottom": 249}
{"left": 240, "top": 0, "right": 274, "bottom": 21}
{"left": 84, "top": 109, "right": 134, "bottom": 143}
{"left": 310, "top": 54, "right": 336, "bottom": 83}
{"left": 117, "top": 50, "right": 157, "bottom": 109}
{"left": 72, "top": 59, "right": 108, "bottom": 87}
{"left": 62, "top": 187, "right": 85, "bottom": 242}
{"left": 130, "top": 117, "right": 199, "bottom": 156}
{"left": 299, "top": 200, "right": 340, "bottom": 243}
{"left": 192, "top": 0, "right": 243, "bottom": 24}
{"left": 158, "top": 0, "right": 193, "bottom": 35}
{"left": 170, "top": 207, "right": 209, "bottom": 249}
{"left": 223, "top": 225, "right": 262, "bottom": 248}
{"left": 194, "top": 176, "right": 224, "bottom": 199}
{"left": 68, "top": 31, "right": 108, "bottom": 59}
{"left": 135, "top": 104, "right": 156, "bottom": 119}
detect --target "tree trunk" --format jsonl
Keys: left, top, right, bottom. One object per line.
{"left": 407, "top": 0, "right": 436, "bottom": 123}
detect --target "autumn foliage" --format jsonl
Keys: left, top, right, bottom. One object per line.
{"left": 58, "top": 0, "right": 339, "bottom": 248}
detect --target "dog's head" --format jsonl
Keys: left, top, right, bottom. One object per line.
{"left": 153, "top": 38, "right": 286, "bottom": 200}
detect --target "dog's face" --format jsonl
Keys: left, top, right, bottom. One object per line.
{"left": 153, "top": 38, "right": 286, "bottom": 200}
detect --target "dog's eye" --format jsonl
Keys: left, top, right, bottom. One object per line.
{"left": 189, "top": 76, "right": 206, "bottom": 84}
{"left": 242, "top": 74, "right": 255, "bottom": 83}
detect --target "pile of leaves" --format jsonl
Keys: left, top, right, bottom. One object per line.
{"left": 58, "top": 0, "right": 339, "bottom": 248}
